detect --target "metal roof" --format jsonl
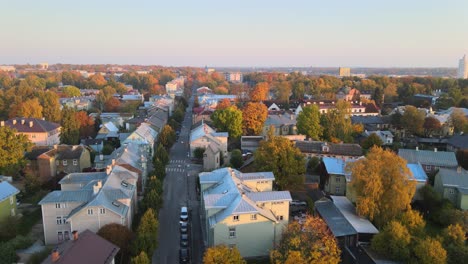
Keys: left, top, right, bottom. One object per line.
{"left": 59, "top": 172, "right": 108, "bottom": 185}
{"left": 330, "top": 196, "right": 379, "bottom": 235}
{"left": 437, "top": 168, "right": 468, "bottom": 189}
{"left": 3, "top": 117, "right": 60, "bottom": 133}
{"left": 245, "top": 191, "right": 292, "bottom": 202}
{"left": 0, "top": 181, "right": 19, "bottom": 203}
{"left": 39, "top": 190, "right": 93, "bottom": 204}
{"left": 315, "top": 200, "right": 357, "bottom": 237}
{"left": 406, "top": 163, "right": 427, "bottom": 182}
{"left": 398, "top": 149, "right": 458, "bottom": 168}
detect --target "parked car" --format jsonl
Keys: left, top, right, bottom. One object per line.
{"left": 180, "top": 221, "right": 188, "bottom": 234}
{"left": 180, "top": 233, "right": 189, "bottom": 248}
{"left": 180, "top": 206, "right": 188, "bottom": 222}
{"left": 180, "top": 248, "right": 189, "bottom": 263}
{"left": 290, "top": 200, "right": 307, "bottom": 206}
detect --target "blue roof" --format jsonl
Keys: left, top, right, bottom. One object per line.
{"left": 322, "top": 157, "right": 347, "bottom": 175}
{"left": 0, "top": 181, "right": 19, "bottom": 203}
{"left": 406, "top": 163, "right": 427, "bottom": 182}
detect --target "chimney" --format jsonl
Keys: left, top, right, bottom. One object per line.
{"left": 457, "top": 166, "right": 462, "bottom": 173}
{"left": 100, "top": 154, "right": 104, "bottom": 161}
{"left": 112, "top": 159, "right": 116, "bottom": 165}
{"left": 93, "top": 182, "right": 101, "bottom": 195}
{"left": 434, "top": 148, "right": 437, "bottom": 152}
{"left": 106, "top": 165, "right": 112, "bottom": 175}
{"left": 52, "top": 249, "right": 60, "bottom": 262}
{"left": 29, "top": 121, "right": 33, "bottom": 127}
{"left": 72, "top": 230, "right": 78, "bottom": 241}
{"left": 416, "top": 147, "right": 419, "bottom": 151}
{"left": 13, "top": 119, "right": 17, "bottom": 125}
{"left": 21, "top": 119, "right": 25, "bottom": 125}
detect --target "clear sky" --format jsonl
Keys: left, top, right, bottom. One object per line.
{"left": 0, "top": 0, "right": 467, "bottom": 67}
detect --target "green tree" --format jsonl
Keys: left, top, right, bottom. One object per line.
{"left": 398, "top": 209, "right": 425, "bottom": 236}
{"left": 203, "top": 245, "right": 246, "bottom": 264}
{"left": 154, "top": 144, "right": 169, "bottom": 166}
{"left": 96, "top": 86, "right": 116, "bottom": 111}
{"left": 449, "top": 108, "right": 468, "bottom": 133}
{"left": 270, "top": 215, "right": 341, "bottom": 264}
{"left": 97, "top": 223, "right": 133, "bottom": 264}
{"left": 131, "top": 251, "right": 150, "bottom": 264}
{"left": 0, "top": 126, "right": 32, "bottom": 174}
{"left": 60, "top": 106, "right": 80, "bottom": 144}
{"left": 19, "top": 98, "right": 43, "bottom": 118}
{"left": 212, "top": 106, "right": 243, "bottom": 138}
{"left": 230, "top": 149, "right": 243, "bottom": 169}
{"left": 442, "top": 224, "right": 468, "bottom": 264}
{"left": 371, "top": 221, "right": 411, "bottom": 261}
{"left": 255, "top": 130, "right": 306, "bottom": 190}
{"left": 296, "top": 104, "right": 322, "bottom": 140}
{"left": 413, "top": 237, "right": 447, "bottom": 264}
{"left": 401, "top": 105, "right": 425, "bottom": 135}
{"left": 152, "top": 159, "right": 166, "bottom": 179}
{"left": 321, "top": 100, "right": 354, "bottom": 143}
{"left": 133, "top": 209, "right": 159, "bottom": 259}
{"left": 39, "top": 91, "right": 62, "bottom": 122}
{"left": 242, "top": 102, "right": 267, "bottom": 136}
{"left": 347, "top": 147, "right": 416, "bottom": 228}
{"left": 361, "top": 133, "right": 383, "bottom": 150}
{"left": 62, "top": 85, "right": 81, "bottom": 97}
{"left": 157, "top": 125, "right": 176, "bottom": 149}
{"left": 141, "top": 189, "right": 162, "bottom": 212}
{"left": 423, "top": 116, "right": 442, "bottom": 137}
{"left": 194, "top": 147, "right": 206, "bottom": 160}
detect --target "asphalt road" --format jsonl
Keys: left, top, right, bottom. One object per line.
{"left": 154, "top": 91, "right": 203, "bottom": 264}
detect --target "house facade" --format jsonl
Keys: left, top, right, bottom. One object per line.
{"left": 295, "top": 141, "right": 363, "bottom": 160}
{"left": 262, "top": 113, "right": 297, "bottom": 136}
{"left": 434, "top": 168, "right": 468, "bottom": 210}
{"left": 398, "top": 148, "right": 459, "bottom": 173}
{"left": 1, "top": 118, "right": 61, "bottom": 146}
{"left": 190, "top": 122, "right": 228, "bottom": 159}
{"left": 200, "top": 168, "right": 291, "bottom": 258}
{"left": 37, "top": 145, "right": 91, "bottom": 180}
{"left": 0, "top": 181, "right": 20, "bottom": 221}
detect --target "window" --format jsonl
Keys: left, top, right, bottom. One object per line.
{"left": 9, "top": 196, "right": 13, "bottom": 205}
{"left": 63, "top": 160, "right": 67, "bottom": 166}
{"left": 276, "top": 215, "right": 284, "bottom": 221}
{"left": 336, "top": 177, "right": 341, "bottom": 183}
{"left": 229, "top": 227, "right": 236, "bottom": 238}
{"left": 233, "top": 215, "right": 239, "bottom": 222}
{"left": 449, "top": 189, "right": 455, "bottom": 194}
{"left": 425, "top": 165, "right": 431, "bottom": 171}
{"left": 251, "top": 214, "right": 257, "bottom": 220}
{"left": 335, "top": 186, "right": 341, "bottom": 193}
{"left": 56, "top": 217, "right": 62, "bottom": 225}
{"left": 73, "top": 159, "right": 78, "bottom": 166}
{"left": 87, "top": 209, "right": 93, "bottom": 215}
{"left": 64, "top": 231, "right": 70, "bottom": 241}
{"left": 100, "top": 208, "right": 106, "bottom": 214}
{"left": 55, "top": 203, "right": 61, "bottom": 209}
{"left": 58, "top": 232, "right": 63, "bottom": 242}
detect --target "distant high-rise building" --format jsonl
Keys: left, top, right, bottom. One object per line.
{"left": 458, "top": 55, "right": 468, "bottom": 79}
{"left": 339, "top": 67, "right": 351, "bottom": 77}
{"left": 224, "top": 72, "right": 243, "bottom": 83}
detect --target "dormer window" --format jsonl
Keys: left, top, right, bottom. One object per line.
{"left": 121, "top": 181, "right": 129, "bottom": 187}
{"left": 112, "top": 201, "right": 120, "bottom": 207}
{"left": 233, "top": 215, "right": 239, "bottom": 221}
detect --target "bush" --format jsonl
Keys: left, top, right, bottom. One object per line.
{"left": 307, "top": 157, "right": 320, "bottom": 173}
{"left": 27, "top": 247, "right": 52, "bottom": 264}
{"left": 194, "top": 147, "right": 206, "bottom": 160}
{"left": 230, "top": 149, "right": 243, "bottom": 169}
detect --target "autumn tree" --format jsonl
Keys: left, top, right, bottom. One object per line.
{"left": 39, "top": 91, "right": 61, "bottom": 122}
{"left": 442, "top": 224, "right": 468, "bottom": 264}
{"left": 203, "top": 245, "right": 246, "bottom": 264}
{"left": 96, "top": 86, "right": 117, "bottom": 111}
{"left": 0, "top": 126, "right": 32, "bottom": 174}
{"left": 62, "top": 86, "right": 81, "bottom": 97}
{"left": 97, "top": 223, "right": 133, "bottom": 264}
{"left": 413, "top": 237, "right": 447, "bottom": 264}
{"left": 216, "top": 98, "right": 231, "bottom": 110}
{"left": 321, "top": 100, "right": 354, "bottom": 143}
{"left": 423, "top": 116, "right": 442, "bottom": 137}
{"left": 255, "top": 130, "right": 306, "bottom": 190}
{"left": 242, "top": 102, "right": 267, "bottom": 136}
{"left": 449, "top": 108, "right": 468, "bottom": 133}
{"left": 401, "top": 105, "right": 425, "bottom": 135}
{"left": 154, "top": 144, "right": 169, "bottom": 166}
{"left": 397, "top": 209, "right": 426, "bottom": 236}
{"left": 131, "top": 251, "right": 150, "bottom": 264}
{"left": 75, "top": 111, "right": 95, "bottom": 138}
{"left": 296, "top": 104, "right": 322, "bottom": 140}
{"left": 157, "top": 125, "right": 176, "bottom": 149}
{"left": 141, "top": 189, "right": 163, "bottom": 212}
{"left": 371, "top": 221, "right": 411, "bottom": 261}
{"left": 60, "top": 106, "right": 80, "bottom": 144}
{"left": 271, "top": 215, "right": 341, "bottom": 264}
{"left": 89, "top": 74, "right": 107, "bottom": 89}
{"left": 19, "top": 98, "right": 43, "bottom": 118}
{"left": 347, "top": 147, "right": 416, "bottom": 228}
{"left": 249, "top": 82, "right": 269, "bottom": 102}
{"left": 104, "top": 97, "right": 121, "bottom": 112}
{"left": 361, "top": 133, "right": 383, "bottom": 150}
{"left": 133, "top": 209, "right": 159, "bottom": 259}
{"left": 212, "top": 106, "right": 243, "bottom": 138}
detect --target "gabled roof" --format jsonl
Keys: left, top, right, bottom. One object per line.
{"left": 3, "top": 117, "right": 60, "bottom": 133}
{"left": 437, "top": 168, "right": 468, "bottom": 189}
{"left": 40, "top": 145, "right": 88, "bottom": 160}
{"left": 351, "top": 116, "right": 384, "bottom": 124}
{"left": 245, "top": 191, "right": 292, "bottom": 202}
{"left": 295, "top": 141, "right": 363, "bottom": 157}
{"left": 264, "top": 113, "right": 296, "bottom": 126}
{"left": 59, "top": 172, "right": 107, "bottom": 185}
{"left": 330, "top": 196, "right": 379, "bottom": 235}
{"left": 315, "top": 199, "right": 357, "bottom": 237}
{"left": 447, "top": 135, "right": 468, "bottom": 149}
{"left": 406, "top": 163, "right": 427, "bottom": 182}
{"left": 190, "top": 122, "right": 216, "bottom": 142}
{"left": 0, "top": 181, "right": 19, "bottom": 203}
{"left": 41, "top": 229, "right": 119, "bottom": 264}
{"left": 124, "top": 122, "right": 158, "bottom": 146}
{"left": 398, "top": 149, "right": 458, "bottom": 168}
{"left": 39, "top": 190, "right": 93, "bottom": 204}
{"left": 102, "top": 122, "right": 119, "bottom": 132}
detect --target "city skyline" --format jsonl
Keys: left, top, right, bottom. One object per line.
{"left": 1, "top": 0, "right": 467, "bottom": 67}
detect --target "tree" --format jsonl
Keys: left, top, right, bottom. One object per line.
{"left": 152, "top": 159, "right": 166, "bottom": 179}
{"left": 105, "top": 97, "right": 121, "bottom": 112}
{"left": 133, "top": 209, "right": 159, "bottom": 258}
{"left": 398, "top": 209, "right": 425, "bottom": 236}
{"left": 450, "top": 108, "right": 468, "bottom": 133}
{"left": 203, "top": 245, "right": 246, "bottom": 264}
{"left": 242, "top": 102, "right": 267, "bottom": 135}
{"left": 270, "top": 215, "right": 341, "bottom": 264}
{"left": 96, "top": 86, "right": 116, "bottom": 111}
{"left": 39, "top": 91, "right": 61, "bottom": 122}
{"left": 89, "top": 74, "right": 107, "bottom": 89}
{"left": 194, "top": 147, "right": 206, "bottom": 160}
{"left": 347, "top": 147, "right": 416, "bottom": 228}
{"left": 371, "top": 221, "right": 411, "bottom": 261}
{"left": 401, "top": 105, "right": 425, "bottom": 135}
{"left": 97, "top": 223, "right": 133, "bottom": 264}
{"left": 131, "top": 251, "right": 150, "bottom": 264}
{"left": 154, "top": 144, "right": 169, "bottom": 165}
{"left": 62, "top": 86, "right": 81, "bottom": 97}
{"left": 216, "top": 98, "right": 231, "bottom": 110}
{"left": 212, "top": 106, "right": 243, "bottom": 138}
{"left": 423, "top": 116, "right": 442, "bottom": 137}
{"left": 141, "top": 189, "right": 162, "bottom": 212}
{"left": 361, "top": 133, "right": 383, "bottom": 150}
{"left": 255, "top": 131, "right": 306, "bottom": 190}
{"left": 0, "top": 126, "right": 32, "bottom": 174}
{"left": 442, "top": 224, "right": 468, "bottom": 264}
{"left": 60, "top": 106, "right": 80, "bottom": 144}
{"left": 413, "top": 237, "right": 447, "bottom": 264}
{"left": 249, "top": 82, "right": 269, "bottom": 102}
{"left": 321, "top": 100, "right": 354, "bottom": 143}
{"left": 296, "top": 104, "right": 322, "bottom": 140}
{"left": 75, "top": 111, "right": 95, "bottom": 138}
{"left": 230, "top": 149, "right": 243, "bottom": 169}
{"left": 157, "top": 125, "right": 176, "bottom": 149}
{"left": 19, "top": 98, "right": 43, "bottom": 118}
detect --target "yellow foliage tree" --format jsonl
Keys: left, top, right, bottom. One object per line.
{"left": 347, "top": 147, "right": 416, "bottom": 228}
{"left": 19, "top": 98, "right": 43, "bottom": 118}
{"left": 203, "top": 245, "right": 246, "bottom": 264}
{"left": 413, "top": 237, "right": 447, "bottom": 264}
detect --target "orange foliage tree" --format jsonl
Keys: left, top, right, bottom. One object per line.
{"left": 242, "top": 102, "right": 267, "bottom": 135}
{"left": 250, "top": 82, "right": 269, "bottom": 102}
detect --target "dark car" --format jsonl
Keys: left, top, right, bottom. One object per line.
{"left": 180, "top": 248, "right": 189, "bottom": 263}
{"left": 180, "top": 221, "right": 188, "bottom": 234}
{"left": 180, "top": 233, "right": 189, "bottom": 248}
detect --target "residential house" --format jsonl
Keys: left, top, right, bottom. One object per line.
{"left": 434, "top": 167, "right": 468, "bottom": 210}
{"left": 336, "top": 87, "right": 362, "bottom": 101}
{"left": 197, "top": 86, "right": 213, "bottom": 95}
{"left": 319, "top": 157, "right": 351, "bottom": 196}
{"left": 122, "top": 92, "right": 144, "bottom": 104}
{"left": 197, "top": 94, "right": 237, "bottom": 109}
{"left": 124, "top": 117, "right": 146, "bottom": 131}
{"left": 241, "top": 136, "right": 265, "bottom": 153}
{"left": 192, "top": 107, "right": 214, "bottom": 125}
{"left": 41, "top": 229, "right": 119, "bottom": 264}
{"left": 148, "top": 95, "right": 175, "bottom": 116}
{"left": 80, "top": 138, "right": 104, "bottom": 153}
{"left": 351, "top": 116, "right": 390, "bottom": 131}
{"left": 262, "top": 112, "right": 297, "bottom": 136}
{"left": 407, "top": 163, "right": 428, "bottom": 200}
{"left": 398, "top": 148, "right": 459, "bottom": 173}
{"left": 122, "top": 122, "right": 158, "bottom": 158}
{"left": 146, "top": 110, "right": 168, "bottom": 133}
{"left": 59, "top": 97, "right": 94, "bottom": 111}
{"left": 39, "top": 165, "right": 138, "bottom": 245}
{"left": 37, "top": 145, "right": 92, "bottom": 180}
{"left": 97, "top": 122, "right": 119, "bottom": 139}
{"left": 200, "top": 168, "right": 291, "bottom": 258}
{"left": 1, "top": 118, "right": 61, "bottom": 146}
{"left": 25, "top": 146, "right": 54, "bottom": 179}
{"left": 190, "top": 122, "right": 228, "bottom": 160}
{"left": 203, "top": 144, "right": 221, "bottom": 171}
{"left": 363, "top": 130, "right": 394, "bottom": 145}
{"left": 90, "top": 113, "right": 134, "bottom": 128}
{"left": 295, "top": 101, "right": 379, "bottom": 117}
{"left": 0, "top": 181, "right": 20, "bottom": 221}
{"left": 447, "top": 134, "right": 468, "bottom": 152}
{"left": 295, "top": 141, "right": 363, "bottom": 160}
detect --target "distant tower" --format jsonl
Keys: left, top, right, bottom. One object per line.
{"left": 458, "top": 55, "right": 468, "bottom": 79}
{"left": 339, "top": 67, "right": 351, "bottom": 77}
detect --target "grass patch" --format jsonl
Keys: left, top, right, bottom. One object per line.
{"left": 18, "top": 208, "right": 42, "bottom": 236}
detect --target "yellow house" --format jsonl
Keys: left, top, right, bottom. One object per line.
{"left": 200, "top": 168, "right": 291, "bottom": 258}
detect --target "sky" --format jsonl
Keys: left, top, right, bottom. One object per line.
{"left": 0, "top": 0, "right": 467, "bottom": 67}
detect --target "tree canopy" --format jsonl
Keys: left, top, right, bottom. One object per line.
{"left": 212, "top": 106, "right": 243, "bottom": 138}
{"left": 133, "top": 208, "right": 159, "bottom": 259}
{"left": 0, "top": 126, "right": 33, "bottom": 174}
{"left": 401, "top": 105, "right": 425, "bottom": 135}
{"left": 203, "top": 245, "right": 246, "bottom": 264}
{"left": 321, "top": 100, "right": 354, "bottom": 143}
{"left": 60, "top": 106, "right": 80, "bottom": 144}
{"left": 296, "top": 104, "right": 322, "bottom": 140}
{"left": 97, "top": 223, "right": 133, "bottom": 264}
{"left": 242, "top": 102, "right": 267, "bottom": 136}
{"left": 361, "top": 133, "right": 383, "bottom": 150}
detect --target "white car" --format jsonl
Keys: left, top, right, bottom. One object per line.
{"left": 180, "top": 206, "right": 188, "bottom": 222}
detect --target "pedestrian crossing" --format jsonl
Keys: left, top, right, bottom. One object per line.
{"left": 166, "top": 167, "right": 185, "bottom": 173}
{"left": 170, "top": 160, "right": 185, "bottom": 164}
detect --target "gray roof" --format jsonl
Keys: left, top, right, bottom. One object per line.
{"left": 245, "top": 191, "right": 292, "bottom": 202}
{"left": 437, "top": 168, "right": 468, "bottom": 189}
{"left": 295, "top": 141, "right": 363, "bottom": 157}
{"left": 314, "top": 199, "right": 357, "bottom": 237}
{"left": 447, "top": 135, "right": 468, "bottom": 149}
{"left": 330, "top": 196, "right": 378, "bottom": 235}
{"left": 237, "top": 172, "right": 275, "bottom": 181}
{"left": 39, "top": 190, "right": 93, "bottom": 204}
{"left": 398, "top": 149, "right": 458, "bottom": 168}
{"left": 59, "top": 172, "right": 107, "bottom": 185}
{"left": 190, "top": 122, "right": 216, "bottom": 142}
{"left": 351, "top": 116, "right": 384, "bottom": 125}
{"left": 0, "top": 181, "right": 19, "bottom": 203}
{"left": 264, "top": 113, "right": 296, "bottom": 126}
{"left": 3, "top": 117, "right": 60, "bottom": 133}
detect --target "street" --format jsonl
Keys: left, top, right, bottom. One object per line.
{"left": 154, "top": 90, "right": 203, "bottom": 264}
